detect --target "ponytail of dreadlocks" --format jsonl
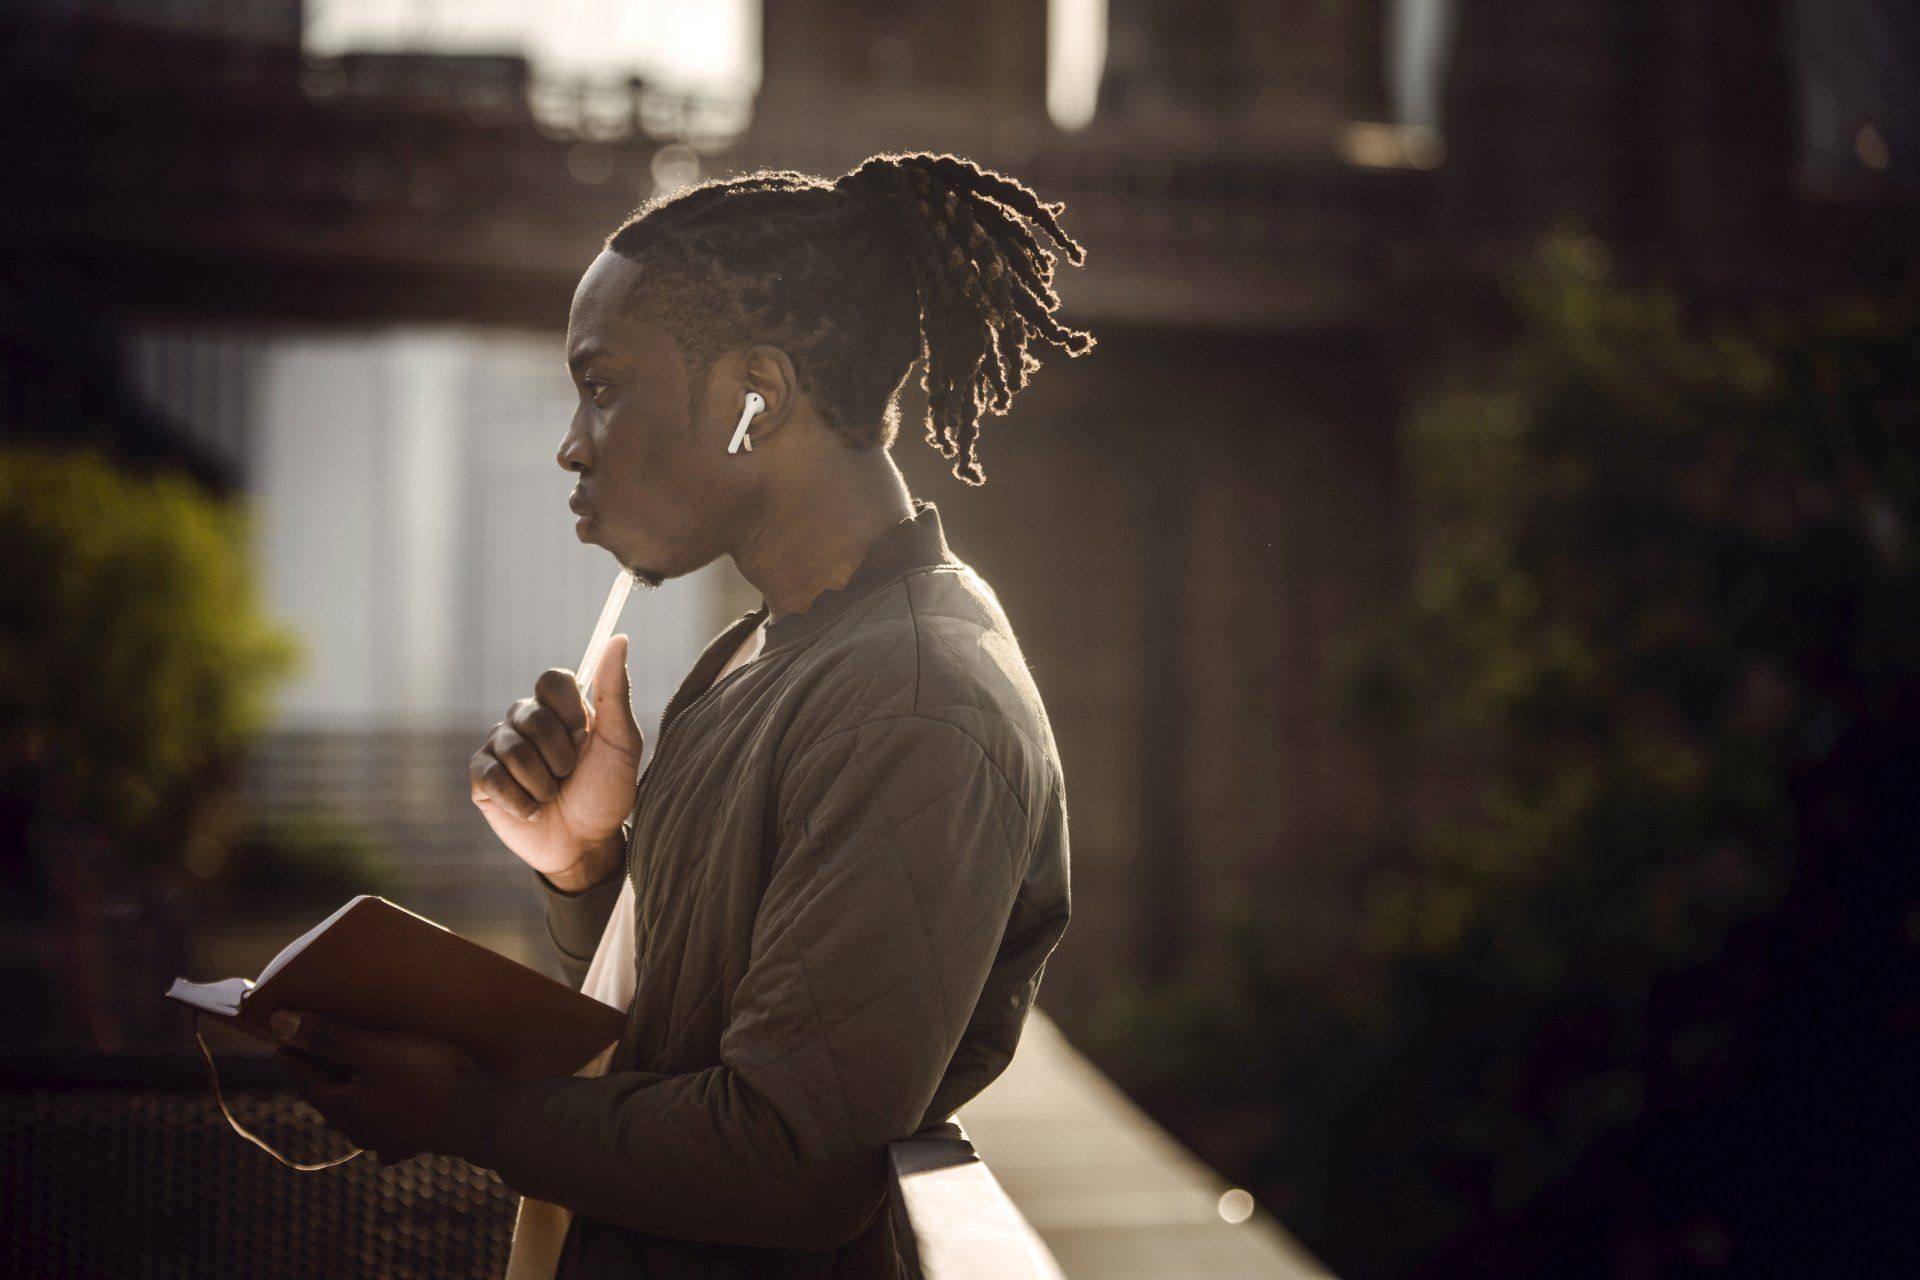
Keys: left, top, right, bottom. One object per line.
{"left": 602, "top": 151, "right": 1096, "bottom": 486}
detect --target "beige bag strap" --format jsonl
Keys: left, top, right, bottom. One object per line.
{"left": 192, "top": 1008, "right": 367, "bottom": 1171}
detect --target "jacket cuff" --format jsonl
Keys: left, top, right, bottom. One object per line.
{"left": 438, "top": 1067, "right": 511, "bottom": 1169}
{"left": 535, "top": 862, "right": 624, "bottom": 964}
{"left": 437, "top": 1068, "right": 564, "bottom": 1175}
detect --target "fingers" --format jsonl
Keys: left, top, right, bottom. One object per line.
{"left": 469, "top": 742, "right": 537, "bottom": 821}
{"left": 469, "top": 723, "right": 552, "bottom": 821}
{"left": 470, "top": 669, "right": 596, "bottom": 823}
{"left": 510, "top": 689, "right": 581, "bottom": 779}
{"left": 272, "top": 1009, "right": 377, "bottom": 1072}
{"left": 274, "top": 1045, "right": 356, "bottom": 1095}
{"left": 591, "top": 633, "right": 630, "bottom": 705}
{"left": 495, "top": 721, "right": 562, "bottom": 805}
{"left": 533, "top": 668, "right": 591, "bottom": 743}
{"left": 587, "top": 635, "right": 642, "bottom": 755}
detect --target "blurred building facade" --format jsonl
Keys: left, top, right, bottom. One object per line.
{"left": 2, "top": 5, "right": 753, "bottom": 920}
{"left": 4, "top": 0, "right": 1916, "bottom": 1011}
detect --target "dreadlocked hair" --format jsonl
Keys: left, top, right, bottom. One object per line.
{"left": 602, "top": 150, "right": 1096, "bottom": 485}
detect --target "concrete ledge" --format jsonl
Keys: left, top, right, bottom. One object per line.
{"left": 960, "top": 1010, "right": 1336, "bottom": 1280}
{"left": 889, "top": 1120, "right": 1065, "bottom": 1280}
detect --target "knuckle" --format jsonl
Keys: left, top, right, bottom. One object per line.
{"left": 476, "top": 758, "right": 514, "bottom": 794}
{"left": 512, "top": 701, "right": 557, "bottom": 740}
{"left": 498, "top": 733, "right": 541, "bottom": 773}
{"left": 534, "top": 668, "right": 576, "bottom": 701}
{"left": 534, "top": 672, "right": 588, "bottom": 729}
{"left": 501, "top": 748, "right": 558, "bottom": 796}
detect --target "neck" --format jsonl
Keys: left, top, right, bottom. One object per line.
{"left": 732, "top": 448, "right": 915, "bottom": 623}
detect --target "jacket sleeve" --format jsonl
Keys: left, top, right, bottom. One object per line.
{"left": 533, "top": 870, "right": 621, "bottom": 993}
{"left": 440, "top": 714, "right": 1032, "bottom": 1252}
{"left": 532, "top": 819, "right": 631, "bottom": 992}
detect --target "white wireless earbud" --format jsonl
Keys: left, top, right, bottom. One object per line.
{"left": 727, "top": 392, "right": 766, "bottom": 454}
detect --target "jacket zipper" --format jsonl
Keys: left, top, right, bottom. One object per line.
{"left": 623, "top": 616, "right": 768, "bottom": 872}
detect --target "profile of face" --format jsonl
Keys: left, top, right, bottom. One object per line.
{"left": 557, "top": 249, "right": 748, "bottom": 586}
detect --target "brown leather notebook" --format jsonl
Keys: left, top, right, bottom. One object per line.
{"left": 166, "top": 894, "right": 626, "bottom": 1081}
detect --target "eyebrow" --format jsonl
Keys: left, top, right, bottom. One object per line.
{"left": 567, "top": 343, "right": 610, "bottom": 376}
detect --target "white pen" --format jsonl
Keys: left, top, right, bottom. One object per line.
{"left": 577, "top": 569, "right": 636, "bottom": 705}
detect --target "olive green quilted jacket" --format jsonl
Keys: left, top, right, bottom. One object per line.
{"left": 442, "top": 499, "right": 1072, "bottom": 1278}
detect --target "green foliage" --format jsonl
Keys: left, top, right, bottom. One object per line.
{"left": 1089, "top": 233, "right": 1920, "bottom": 1275}
{"left": 1371, "top": 232, "right": 1917, "bottom": 984}
{"left": 0, "top": 445, "right": 300, "bottom": 869}
{"left": 224, "top": 805, "right": 406, "bottom": 909}
{"left": 1088, "top": 899, "right": 1364, "bottom": 1104}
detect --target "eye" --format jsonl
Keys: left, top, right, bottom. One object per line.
{"left": 584, "top": 379, "right": 614, "bottom": 405}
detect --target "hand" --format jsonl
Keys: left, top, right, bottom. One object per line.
{"left": 470, "top": 633, "right": 644, "bottom": 884}
{"left": 270, "top": 1008, "right": 483, "bottom": 1166}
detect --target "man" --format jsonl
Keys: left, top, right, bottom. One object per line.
{"left": 270, "top": 150, "right": 1093, "bottom": 1277}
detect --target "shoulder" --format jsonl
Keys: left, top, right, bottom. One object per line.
{"left": 783, "top": 562, "right": 1062, "bottom": 797}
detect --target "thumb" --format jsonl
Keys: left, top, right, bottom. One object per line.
{"left": 589, "top": 633, "right": 641, "bottom": 751}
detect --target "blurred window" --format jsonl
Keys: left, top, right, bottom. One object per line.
{"left": 1387, "top": 0, "right": 1456, "bottom": 131}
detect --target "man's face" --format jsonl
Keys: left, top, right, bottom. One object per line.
{"left": 558, "top": 250, "right": 741, "bottom": 585}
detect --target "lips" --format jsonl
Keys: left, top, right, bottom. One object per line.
{"left": 568, "top": 490, "right": 593, "bottom": 517}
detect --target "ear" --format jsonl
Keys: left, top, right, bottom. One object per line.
{"left": 738, "top": 344, "right": 802, "bottom": 443}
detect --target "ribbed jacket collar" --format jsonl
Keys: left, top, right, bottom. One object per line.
{"left": 758, "top": 498, "right": 955, "bottom": 654}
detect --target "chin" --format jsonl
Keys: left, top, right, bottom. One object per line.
{"left": 626, "top": 565, "right": 668, "bottom": 589}
{"left": 603, "top": 526, "right": 697, "bottom": 589}
{"left": 611, "top": 549, "right": 668, "bottom": 588}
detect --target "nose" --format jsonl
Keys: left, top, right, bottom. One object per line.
{"left": 556, "top": 411, "right": 593, "bottom": 473}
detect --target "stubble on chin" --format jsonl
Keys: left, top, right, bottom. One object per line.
{"left": 623, "top": 564, "right": 667, "bottom": 590}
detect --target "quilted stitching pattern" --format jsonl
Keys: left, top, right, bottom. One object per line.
{"left": 440, "top": 505, "right": 1071, "bottom": 1277}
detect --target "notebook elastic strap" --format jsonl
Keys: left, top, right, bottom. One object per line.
{"left": 192, "top": 1008, "right": 367, "bottom": 1171}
